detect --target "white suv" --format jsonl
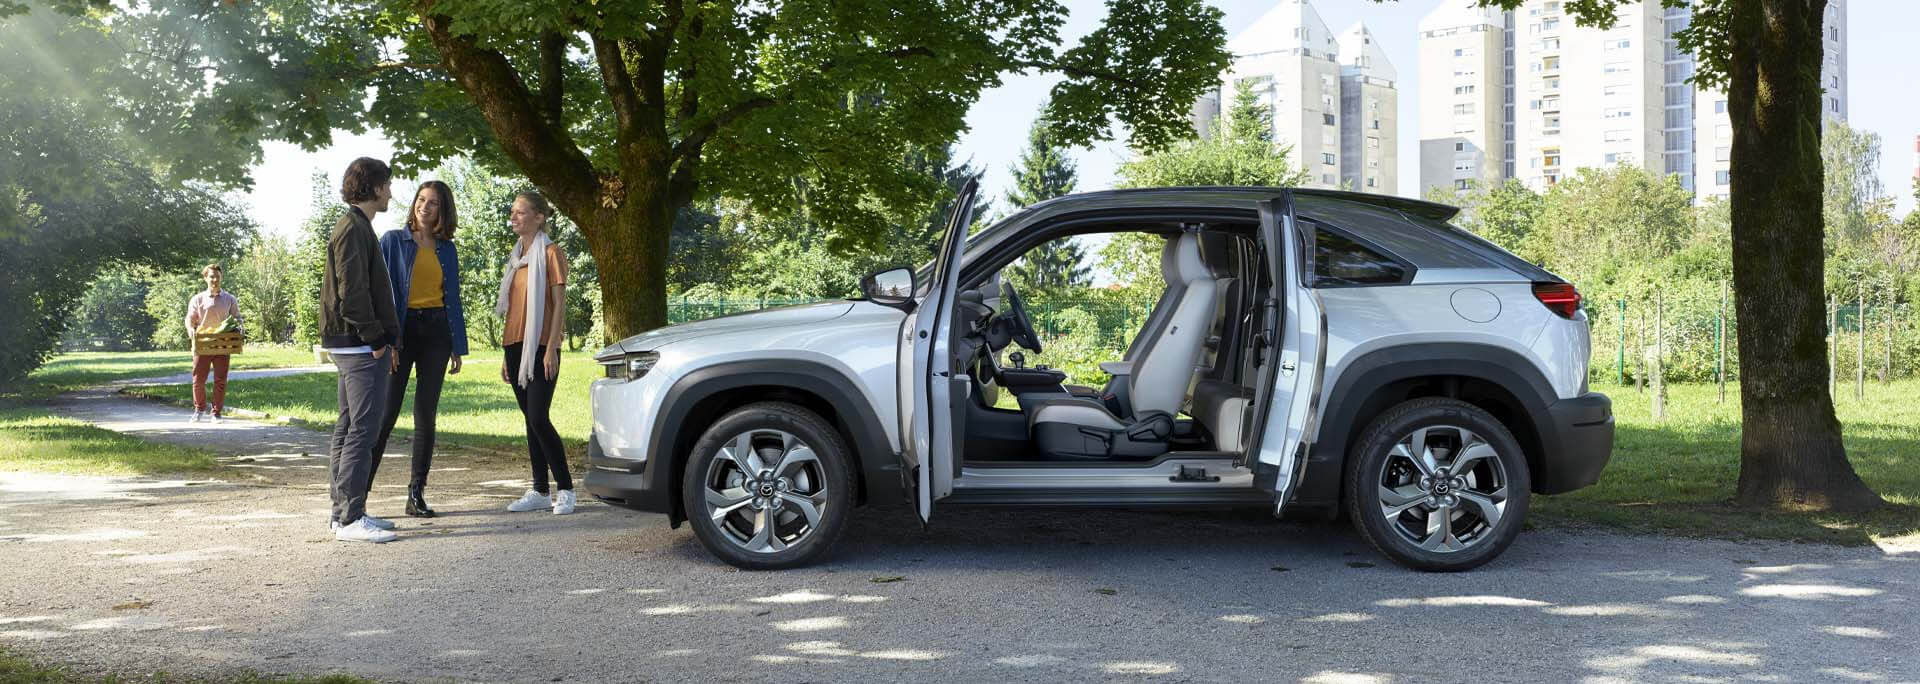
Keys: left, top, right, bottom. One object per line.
{"left": 587, "top": 185, "right": 1613, "bottom": 571}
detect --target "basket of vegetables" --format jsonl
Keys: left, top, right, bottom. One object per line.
{"left": 192, "top": 317, "right": 244, "bottom": 356}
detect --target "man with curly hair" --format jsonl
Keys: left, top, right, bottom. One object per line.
{"left": 322, "top": 157, "right": 403, "bottom": 543}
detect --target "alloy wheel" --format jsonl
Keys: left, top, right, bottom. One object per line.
{"left": 702, "top": 429, "right": 829, "bottom": 554}
{"left": 1375, "top": 425, "right": 1511, "bottom": 553}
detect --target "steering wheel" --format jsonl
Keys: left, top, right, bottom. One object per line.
{"left": 1001, "top": 280, "right": 1043, "bottom": 354}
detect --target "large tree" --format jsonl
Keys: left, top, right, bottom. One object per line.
{"left": 21, "top": 0, "right": 1230, "bottom": 342}
{"left": 1400, "top": 0, "right": 1880, "bottom": 511}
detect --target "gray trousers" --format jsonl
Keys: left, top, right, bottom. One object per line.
{"left": 329, "top": 352, "right": 391, "bottom": 525}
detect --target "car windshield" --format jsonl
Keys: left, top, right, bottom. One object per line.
{"left": 900, "top": 204, "right": 1040, "bottom": 295}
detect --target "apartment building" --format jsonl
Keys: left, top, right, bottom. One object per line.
{"left": 1192, "top": 0, "right": 1398, "bottom": 191}
{"left": 1417, "top": 0, "right": 1848, "bottom": 202}
{"left": 1339, "top": 24, "right": 1398, "bottom": 194}
{"left": 1417, "top": 1, "right": 1506, "bottom": 195}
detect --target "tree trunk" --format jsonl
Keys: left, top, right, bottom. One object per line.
{"left": 583, "top": 177, "right": 673, "bottom": 342}
{"left": 1727, "top": 0, "right": 1882, "bottom": 512}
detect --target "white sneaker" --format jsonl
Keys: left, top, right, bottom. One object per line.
{"left": 363, "top": 514, "right": 396, "bottom": 530}
{"left": 329, "top": 520, "right": 342, "bottom": 531}
{"left": 552, "top": 490, "right": 576, "bottom": 515}
{"left": 334, "top": 518, "right": 397, "bottom": 543}
{"left": 190, "top": 411, "right": 204, "bottom": 423}
{"left": 210, "top": 413, "right": 224, "bottom": 424}
{"left": 507, "top": 490, "right": 551, "bottom": 512}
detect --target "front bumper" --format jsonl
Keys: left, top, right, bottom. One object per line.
{"left": 1536, "top": 391, "right": 1614, "bottom": 494}
{"left": 584, "top": 433, "right": 675, "bottom": 515}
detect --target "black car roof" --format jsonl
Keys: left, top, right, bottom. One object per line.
{"left": 1030, "top": 186, "right": 1461, "bottom": 221}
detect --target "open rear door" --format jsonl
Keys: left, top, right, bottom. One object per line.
{"left": 1243, "top": 192, "right": 1326, "bottom": 515}
{"left": 896, "top": 177, "right": 980, "bottom": 524}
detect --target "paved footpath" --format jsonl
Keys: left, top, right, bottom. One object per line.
{"left": 1, "top": 378, "right": 1915, "bottom": 683}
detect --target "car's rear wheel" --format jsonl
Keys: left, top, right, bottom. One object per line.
{"left": 680, "top": 402, "right": 854, "bottom": 570}
{"left": 1345, "top": 398, "right": 1531, "bottom": 572}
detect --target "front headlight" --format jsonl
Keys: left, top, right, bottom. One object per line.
{"left": 600, "top": 351, "right": 659, "bottom": 382}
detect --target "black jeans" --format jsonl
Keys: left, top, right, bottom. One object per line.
{"left": 372, "top": 307, "right": 454, "bottom": 490}
{"left": 506, "top": 343, "right": 572, "bottom": 494}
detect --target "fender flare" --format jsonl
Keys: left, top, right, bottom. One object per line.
{"left": 647, "top": 359, "right": 901, "bottom": 525}
{"left": 1295, "top": 343, "right": 1559, "bottom": 506}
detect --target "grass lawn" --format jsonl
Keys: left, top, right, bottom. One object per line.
{"left": 1535, "top": 380, "right": 1920, "bottom": 546}
{"left": 0, "top": 406, "right": 218, "bottom": 475}
{"left": 0, "top": 647, "right": 369, "bottom": 684}
{"left": 133, "top": 350, "right": 594, "bottom": 455}
{"left": 15, "top": 347, "right": 319, "bottom": 399}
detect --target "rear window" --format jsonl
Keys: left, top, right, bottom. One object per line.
{"left": 1306, "top": 220, "right": 1409, "bottom": 286}
{"left": 1396, "top": 212, "right": 1560, "bottom": 282}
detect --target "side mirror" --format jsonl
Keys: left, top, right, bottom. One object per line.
{"left": 861, "top": 266, "right": 916, "bottom": 312}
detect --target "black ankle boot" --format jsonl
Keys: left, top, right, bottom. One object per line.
{"left": 406, "top": 486, "right": 436, "bottom": 518}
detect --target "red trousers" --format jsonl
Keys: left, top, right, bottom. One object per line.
{"left": 191, "top": 354, "right": 230, "bottom": 413}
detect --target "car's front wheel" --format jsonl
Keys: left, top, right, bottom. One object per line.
{"left": 1345, "top": 398, "right": 1531, "bottom": 572}
{"left": 680, "top": 402, "right": 855, "bottom": 570}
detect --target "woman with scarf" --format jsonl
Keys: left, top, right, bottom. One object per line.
{"left": 498, "top": 190, "right": 575, "bottom": 515}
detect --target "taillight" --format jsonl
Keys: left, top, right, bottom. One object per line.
{"left": 1532, "top": 282, "right": 1582, "bottom": 319}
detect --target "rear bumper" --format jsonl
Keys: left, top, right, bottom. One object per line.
{"left": 583, "top": 433, "right": 674, "bottom": 515}
{"left": 1537, "top": 391, "right": 1613, "bottom": 494}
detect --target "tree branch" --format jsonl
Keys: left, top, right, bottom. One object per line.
{"left": 671, "top": 96, "right": 772, "bottom": 163}
{"left": 589, "top": 33, "right": 642, "bottom": 136}
{"left": 417, "top": 3, "right": 598, "bottom": 216}
{"left": 538, "top": 32, "right": 565, "bottom": 127}
{"left": 1015, "top": 59, "right": 1147, "bottom": 89}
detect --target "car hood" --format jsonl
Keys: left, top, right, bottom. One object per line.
{"left": 597, "top": 300, "right": 856, "bottom": 356}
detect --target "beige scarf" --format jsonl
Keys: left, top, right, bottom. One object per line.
{"left": 496, "top": 232, "right": 552, "bottom": 387}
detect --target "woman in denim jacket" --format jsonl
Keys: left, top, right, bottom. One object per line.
{"left": 373, "top": 180, "right": 469, "bottom": 517}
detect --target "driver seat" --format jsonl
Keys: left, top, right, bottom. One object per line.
{"left": 1028, "top": 233, "right": 1219, "bottom": 460}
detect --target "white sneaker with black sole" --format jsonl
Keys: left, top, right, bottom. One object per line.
{"left": 552, "top": 489, "right": 576, "bottom": 515}
{"left": 334, "top": 518, "right": 397, "bottom": 543}
{"left": 507, "top": 490, "right": 550, "bottom": 512}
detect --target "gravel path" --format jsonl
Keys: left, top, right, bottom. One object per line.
{"left": 2, "top": 379, "right": 1915, "bottom": 683}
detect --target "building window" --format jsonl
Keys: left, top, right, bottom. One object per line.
{"left": 1455, "top": 142, "right": 1466, "bottom": 152}
{"left": 1716, "top": 124, "right": 1732, "bottom": 138}
{"left": 1454, "top": 85, "right": 1476, "bottom": 95}
{"left": 1453, "top": 48, "right": 1464, "bottom": 57}
{"left": 1604, "top": 152, "right": 1620, "bottom": 164}
{"left": 1542, "top": 56, "right": 1560, "bottom": 71}
{"left": 1454, "top": 160, "right": 1473, "bottom": 172}
{"left": 1603, "top": 107, "right": 1632, "bottom": 119}
{"left": 1323, "top": 152, "right": 1337, "bottom": 165}
{"left": 1367, "top": 136, "right": 1380, "bottom": 150}
{"left": 1830, "top": 97, "right": 1840, "bottom": 113}
{"left": 1716, "top": 170, "right": 1731, "bottom": 185}
{"left": 1371, "top": 119, "right": 1380, "bottom": 130}
{"left": 1366, "top": 177, "right": 1377, "bottom": 188}
{"left": 1323, "top": 113, "right": 1336, "bottom": 126}
{"left": 1542, "top": 17, "right": 1560, "bottom": 31}
{"left": 1456, "top": 179, "right": 1472, "bottom": 190}
{"left": 1715, "top": 99, "right": 1727, "bottom": 114}
{"left": 1609, "top": 39, "right": 1631, "bottom": 50}
{"left": 1716, "top": 146, "right": 1730, "bottom": 161}
{"left": 1604, "top": 129, "right": 1629, "bottom": 143}
{"left": 1541, "top": 38, "right": 1560, "bottom": 50}
{"left": 1453, "top": 103, "right": 1475, "bottom": 115}
{"left": 1544, "top": 76, "right": 1560, "bottom": 91}
{"left": 1603, "top": 61, "right": 1628, "bottom": 74}
{"left": 1322, "top": 173, "right": 1337, "bottom": 185}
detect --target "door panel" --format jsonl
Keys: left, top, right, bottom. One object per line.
{"left": 1244, "top": 192, "right": 1324, "bottom": 513}
{"left": 896, "top": 177, "right": 980, "bottom": 523}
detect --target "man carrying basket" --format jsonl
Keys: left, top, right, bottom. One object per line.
{"left": 184, "top": 263, "right": 243, "bottom": 423}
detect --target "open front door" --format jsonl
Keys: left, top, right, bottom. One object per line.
{"left": 1243, "top": 192, "right": 1325, "bottom": 515}
{"left": 896, "top": 177, "right": 980, "bottom": 524}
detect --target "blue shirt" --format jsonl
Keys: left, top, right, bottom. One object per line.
{"left": 378, "top": 228, "right": 470, "bottom": 356}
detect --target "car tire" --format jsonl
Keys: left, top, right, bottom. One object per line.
{"left": 1345, "top": 398, "right": 1531, "bottom": 572}
{"left": 680, "top": 402, "right": 856, "bottom": 570}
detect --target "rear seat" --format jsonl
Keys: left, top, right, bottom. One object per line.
{"left": 1190, "top": 379, "right": 1254, "bottom": 452}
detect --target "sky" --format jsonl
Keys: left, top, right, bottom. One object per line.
{"left": 241, "top": 0, "right": 1920, "bottom": 238}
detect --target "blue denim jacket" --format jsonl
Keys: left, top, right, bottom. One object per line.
{"left": 378, "top": 228, "right": 469, "bottom": 356}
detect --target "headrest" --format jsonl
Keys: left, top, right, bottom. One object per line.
{"left": 1171, "top": 233, "right": 1210, "bottom": 286}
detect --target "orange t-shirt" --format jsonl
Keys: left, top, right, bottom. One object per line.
{"left": 502, "top": 244, "right": 566, "bottom": 347}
